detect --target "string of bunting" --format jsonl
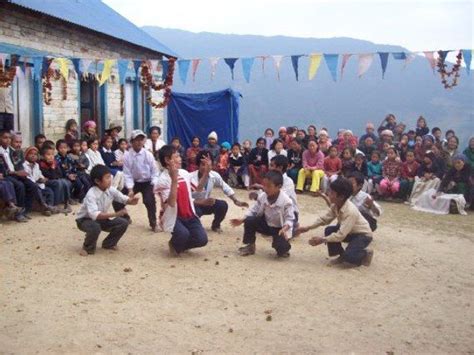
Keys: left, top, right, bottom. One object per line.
{"left": 0, "top": 49, "right": 472, "bottom": 108}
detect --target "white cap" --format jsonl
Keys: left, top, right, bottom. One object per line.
{"left": 130, "top": 129, "right": 146, "bottom": 140}
{"left": 208, "top": 131, "right": 218, "bottom": 140}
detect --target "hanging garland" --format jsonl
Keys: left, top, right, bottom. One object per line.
{"left": 61, "top": 76, "right": 67, "bottom": 100}
{"left": 437, "top": 50, "right": 462, "bottom": 89}
{"left": 120, "top": 84, "right": 125, "bottom": 116}
{"left": 0, "top": 56, "right": 18, "bottom": 88}
{"left": 140, "top": 57, "right": 176, "bottom": 109}
{"left": 42, "top": 59, "right": 54, "bottom": 105}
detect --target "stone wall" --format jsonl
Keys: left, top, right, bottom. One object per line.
{"left": 0, "top": 3, "right": 167, "bottom": 143}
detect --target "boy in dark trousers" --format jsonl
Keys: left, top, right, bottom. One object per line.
{"left": 296, "top": 177, "right": 374, "bottom": 267}
{"left": 231, "top": 171, "right": 294, "bottom": 258}
{"left": 76, "top": 165, "right": 139, "bottom": 255}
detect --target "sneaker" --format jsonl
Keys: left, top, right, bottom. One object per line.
{"left": 168, "top": 240, "right": 179, "bottom": 257}
{"left": 68, "top": 199, "right": 79, "bottom": 206}
{"left": 42, "top": 210, "right": 52, "bottom": 217}
{"left": 24, "top": 214, "right": 32, "bottom": 220}
{"left": 5, "top": 205, "right": 21, "bottom": 219}
{"left": 329, "top": 255, "right": 345, "bottom": 265}
{"left": 277, "top": 252, "right": 290, "bottom": 258}
{"left": 212, "top": 227, "right": 223, "bottom": 234}
{"left": 238, "top": 243, "right": 256, "bottom": 256}
{"left": 63, "top": 205, "right": 72, "bottom": 213}
{"left": 15, "top": 213, "right": 28, "bottom": 223}
{"left": 362, "top": 249, "right": 374, "bottom": 266}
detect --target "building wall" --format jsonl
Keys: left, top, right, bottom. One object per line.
{"left": 0, "top": 3, "right": 167, "bottom": 143}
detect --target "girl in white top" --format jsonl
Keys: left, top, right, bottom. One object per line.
{"left": 144, "top": 126, "right": 166, "bottom": 157}
{"left": 86, "top": 138, "right": 124, "bottom": 190}
{"left": 267, "top": 138, "right": 287, "bottom": 163}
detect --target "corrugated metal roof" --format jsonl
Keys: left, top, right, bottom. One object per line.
{"left": 8, "top": 0, "right": 178, "bottom": 58}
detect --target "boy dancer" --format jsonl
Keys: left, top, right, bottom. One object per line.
{"left": 231, "top": 171, "right": 294, "bottom": 258}
{"left": 296, "top": 177, "right": 374, "bottom": 267}
{"left": 191, "top": 150, "right": 248, "bottom": 233}
{"left": 76, "top": 165, "right": 139, "bottom": 255}
{"left": 114, "top": 130, "right": 160, "bottom": 231}
{"left": 155, "top": 145, "right": 208, "bottom": 256}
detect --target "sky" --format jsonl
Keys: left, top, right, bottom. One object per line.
{"left": 103, "top": 0, "right": 473, "bottom": 52}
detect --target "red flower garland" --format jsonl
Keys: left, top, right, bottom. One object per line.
{"left": 140, "top": 57, "right": 176, "bottom": 109}
{"left": 42, "top": 59, "right": 54, "bottom": 105}
{"left": 437, "top": 50, "right": 462, "bottom": 89}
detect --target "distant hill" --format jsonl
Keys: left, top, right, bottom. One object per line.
{"left": 143, "top": 26, "right": 474, "bottom": 146}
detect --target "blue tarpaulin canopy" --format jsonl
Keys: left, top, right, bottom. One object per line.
{"left": 167, "top": 89, "right": 241, "bottom": 149}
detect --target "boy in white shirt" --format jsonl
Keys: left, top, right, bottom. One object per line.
{"left": 191, "top": 150, "right": 248, "bottom": 233}
{"left": 348, "top": 172, "right": 382, "bottom": 231}
{"left": 76, "top": 165, "right": 139, "bottom": 255}
{"left": 231, "top": 171, "right": 294, "bottom": 258}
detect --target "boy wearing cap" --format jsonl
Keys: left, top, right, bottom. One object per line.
{"left": 204, "top": 131, "right": 220, "bottom": 163}
{"left": 113, "top": 129, "right": 160, "bottom": 231}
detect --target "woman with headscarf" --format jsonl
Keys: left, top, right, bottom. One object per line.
{"left": 81, "top": 120, "right": 98, "bottom": 142}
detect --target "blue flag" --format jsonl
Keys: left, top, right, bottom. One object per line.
{"left": 133, "top": 60, "right": 142, "bottom": 76}
{"left": 117, "top": 59, "right": 130, "bottom": 85}
{"left": 291, "top": 55, "right": 303, "bottom": 81}
{"left": 178, "top": 59, "right": 191, "bottom": 84}
{"left": 162, "top": 60, "right": 169, "bottom": 81}
{"left": 462, "top": 49, "right": 471, "bottom": 74}
{"left": 224, "top": 58, "right": 238, "bottom": 80}
{"left": 378, "top": 52, "right": 389, "bottom": 78}
{"left": 438, "top": 50, "right": 449, "bottom": 62}
{"left": 71, "top": 58, "right": 82, "bottom": 77}
{"left": 241, "top": 57, "right": 255, "bottom": 83}
{"left": 323, "top": 54, "right": 339, "bottom": 82}
{"left": 42, "top": 57, "right": 51, "bottom": 77}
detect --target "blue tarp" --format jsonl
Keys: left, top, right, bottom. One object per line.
{"left": 167, "top": 89, "right": 241, "bottom": 149}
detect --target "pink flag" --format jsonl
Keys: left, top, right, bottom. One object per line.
{"left": 209, "top": 57, "right": 220, "bottom": 80}
{"left": 340, "top": 54, "right": 352, "bottom": 79}
{"left": 191, "top": 59, "right": 201, "bottom": 82}
{"left": 272, "top": 55, "right": 284, "bottom": 81}
{"left": 358, "top": 53, "right": 374, "bottom": 77}
{"left": 423, "top": 51, "right": 436, "bottom": 72}
{"left": 257, "top": 55, "right": 268, "bottom": 76}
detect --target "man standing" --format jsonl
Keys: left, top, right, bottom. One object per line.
{"left": 0, "top": 86, "right": 14, "bottom": 131}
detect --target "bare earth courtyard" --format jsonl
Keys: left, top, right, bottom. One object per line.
{"left": 1, "top": 190, "right": 473, "bottom": 354}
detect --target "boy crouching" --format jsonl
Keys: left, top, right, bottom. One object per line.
{"left": 75, "top": 165, "right": 139, "bottom": 255}
{"left": 297, "top": 177, "right": 374, "bottom": 267}
{"left": 231, "top": 171, "right": 294, "bottom": 258}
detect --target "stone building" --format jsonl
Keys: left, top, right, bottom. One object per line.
{"left": 0, "top": 0, "right": 176, "bottom": 144}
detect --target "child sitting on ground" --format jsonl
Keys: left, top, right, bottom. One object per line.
{"left": 215, "top": 142, "right": 231, "bottom": 179}
{"left": 67, "top": 140, "right": 92, "bottom": 202}
{"left": 379, "top": 147, "right": 402, "bottom": 199}
{"left": 227, "top": 143, "right": 248, "bottom": 189}
{"left": 55, "top": 140, "right": 80, "bottom": 205}
{"left": 323, "top": 145, "right": 342, "bottom": 192}
{"left": 75, "top": 165, "right": 139, "bottom": 256}
{"left": 231, "top": 170, "right": 294, "bottom": 258}
{"left": 400, "top": 150, "right": 420, "bottom": 200}
{"left": 39, "top": 145, "right": 72, "bottom": 213}
{"left": 348, "top": 172, "right": 382, "bottom": 231}
{"left": 23, "top": 146, "right": 55, "bottom": 216}
{"left": 367, "top": 151, "right": 383, "bottom": 195}
{"left": 340, "top": 147, "right": 355, "bottom": 178}
{"left": 296, "top": 177, "right": 374, "bottom": 267}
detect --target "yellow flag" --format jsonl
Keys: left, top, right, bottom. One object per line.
{"left": 308, "top": 54, "right": 322, "bottom": 80}
{"left": 54, "top": 58, "right": 70, "bottom": 81}
{"left": 99, "top": 59, "right": 116, "bottom": 86}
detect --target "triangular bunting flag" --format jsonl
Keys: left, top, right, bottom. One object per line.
{"left": 133, "top": 60, "right": 142, "bottom": 76}
{"left": 209, "top": 57, "right": 220, "bottom": 80}
{"left": 241, "top": 57, "right": 255, "bottom": 83}
{"left": 257, "top": 55, "right": 268, "bottom": 76}
{"left": 404, "top": 53, "right": 416, "bottom": 68}
{"left": 54, "top": 58, "right": 70, "bottom": 81}
{"left": 117, "top": 59, "right": 129, "bottom": 85}
{"left": 99, "top": 59, "right": 115, "bottom": 86}
{"left": 191, "top": 59, "right": 201, "bottom": 82}
{"left": 378, "top": 52, "right": 389, "bottom": 78}
{"left": 149, "top": 60, "right": 159, "bottom": 76}
{"left": 178, "top": 59, "right": 191, "bottom": 84}
{"left": 72, "top": 58, "right": 82, "bottom": 77}
{"left": 42, "top": 57, "right": 51, "bottom": 77}
{"left": 0, "top": 53, "right": 9, "bottom": 67}
{"left": 358, "top": 53, "right": 374, "bottom": 77}
{"left": 81, "top": 59, "right": 93, "bottom": 77}
{"left": 438, "top": 50, "right": 449, "bottom": 62}
{"left": 308, "top": 54, "right": 322, "bottom": 80}
{"left": 340, "top": 54, "right": 352, "bottom": 79}
{"left": 224, "top": 58, "right": 238, "bottom": 80}
{"left": 423, "top": 51, "right": 437, "bottom": 72}
{"left": 323, "top": 54, "right": 339, "bottom": 82}
{"left": 462, "top": 49, "right": 471, "bottom": 74}
{"left": 291, "top": 55, "right": 303, "bottom": 81}
{"left": 272, "top": 55, "right": 284, "bottom": 80}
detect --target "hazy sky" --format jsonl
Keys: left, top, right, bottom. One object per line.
{"left": 104, "top": 0, "right": 472, "bottom": 52}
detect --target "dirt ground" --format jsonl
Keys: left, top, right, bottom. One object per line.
{"left": 1, "top": 189, "right": 473, "bottom": 354}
